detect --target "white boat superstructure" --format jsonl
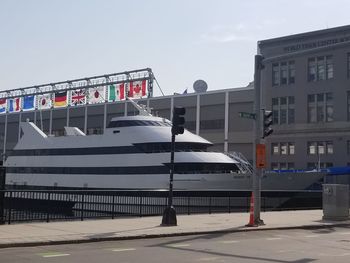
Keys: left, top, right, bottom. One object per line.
{"left": 4, "top": 101, "right": 324, "bottom": 191}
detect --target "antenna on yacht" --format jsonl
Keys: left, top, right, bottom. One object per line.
{"left": 127, "top": 98, "right": 152, "bottom": 116}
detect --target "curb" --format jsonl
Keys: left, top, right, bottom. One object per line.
{"left": 0, "top": 222, "right": 349, "bottom": 249}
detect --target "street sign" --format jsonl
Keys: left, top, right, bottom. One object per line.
{"left": 256, "top": 144, "right": 266, "bottom": 168}
{"left": 238, "top": 112, "right": 256, "bottom": 120}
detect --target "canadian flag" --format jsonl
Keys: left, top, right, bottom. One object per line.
{"left": 128, "top": 80, "right": 147, "bottom": 99}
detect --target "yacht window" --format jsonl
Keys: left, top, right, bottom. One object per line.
{"left": 134, "top": 142, "right": 210, "bottom": 153}
{"left": 108, "top": 120, "right": 171, "bottom": 128}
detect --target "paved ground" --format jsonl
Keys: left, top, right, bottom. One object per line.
{"left": 0, "top": 210, "right": 349, "bottom": 248}
{"left": 1, "top": 227, "right": 350, "bottom": 262}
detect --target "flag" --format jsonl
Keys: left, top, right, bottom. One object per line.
{"left": 23, "top": 95, "right": 35, "bottom": 111}
{"left": 129, "top": 80, "right": 147, "bottom": 99}
{"left": 71, "top": 89, "right": 86, "bottom": 106}
{"left": 37, "top": 94, "right": 52, "bottom": 109}
{"left": 54, "top": 91, "right": 67, "bottom": 108}
{"left": 0, "top": 98, "right": 6, "bottom": 113}
{"left": 88, "top": 86, "right": 105, "bottom": 104}
{"left": 8, "top": 97, "right": 21, "bottom": 112}
{"left": 108, "top": 83, "right": 125, "bottom": 101}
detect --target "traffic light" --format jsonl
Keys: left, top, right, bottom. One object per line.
{"left": 172, "top": 107, "right": 186, "bottom": 135}
{"left": 262, "top": 110, "right": 273, "bottom": 138}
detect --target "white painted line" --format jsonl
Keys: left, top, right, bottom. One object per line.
{"left": 40, "top": 253, "right": 70, "bottom": 258}
{"left": 304, "top": 235, "right": 320, "bottom": 238}
{"left": 167, "top": 243, "right": 191, "bottom": 248}
{"left": 219, "top": 240, "right": 240, "bottom": 244}
{"left": 266, "top": 237, "right": 282, "bottom": 241}
{"left": 197, "top": 257, "right": 220, "bottom": 261}
{"left": 111, "top": 248, "right": 136, "bottom": 252}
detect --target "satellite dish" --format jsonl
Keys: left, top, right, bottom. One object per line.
{"left": 193, "top": 79, "right": 208, "bottom": 93}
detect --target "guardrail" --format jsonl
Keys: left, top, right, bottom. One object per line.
{"left": 0, "top": 189, "right": 323, "bottom": 224}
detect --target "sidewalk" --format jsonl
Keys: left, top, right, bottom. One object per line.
{"left": 0, "top": 210, "right": 349, "bottom": 248}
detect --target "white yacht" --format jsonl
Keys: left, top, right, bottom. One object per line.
{"left": 4, "top": 101, "right": 324, "bottom": 191}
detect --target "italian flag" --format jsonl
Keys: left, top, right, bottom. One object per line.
{"left": 108, "top": 83, "right": 125, "bottom": 101}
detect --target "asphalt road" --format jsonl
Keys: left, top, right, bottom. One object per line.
{"left": 1, "top": 226, "right": 350, "bottom": 263}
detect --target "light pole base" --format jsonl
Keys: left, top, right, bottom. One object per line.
{"left": 161, "top": 206, "right": 177, "bottom": 226}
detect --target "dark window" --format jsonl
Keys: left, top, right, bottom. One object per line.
{"left": 271, "top": 96, "right": 295, "bottom": 125}
{"left": 134, "top": 142, "right": 210, "bottom": 153}
{"left": 308, "top": 58, "right": 316, "bottom": 81}
{"left": 280, "top": 62, "right": 288, "bottom": 85}
{"left": 272, "top": 60, "right": 295, "bottom": 86}
{"left": 288, "top": 61, "right": 295, "bottom": 84}
{"left": 347, "top": 91, "right": 350, "bottom": 121}
{"left": 348, "top": 53, "right": 350, "bottom": 78}
{"left": 107, "top": 120, "right": 171, "bottom": 128}
{"left": 272, "top": 63, "right": 279, "bottom": 86}
{"left": 307, "top": 93, "right": 333, "bottom": 123}
{"left": 307, "top": 162, "right": 333, "bottom": 169}
{"left": 326, "top": 55, "right": 334, "bottom": 79}
{"left": 308, "top": 55, "right": 333, "bottom": 82}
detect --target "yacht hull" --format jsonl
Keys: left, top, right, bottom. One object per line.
{"left": 6, "top": 171, "right": 324, "bottom": 191}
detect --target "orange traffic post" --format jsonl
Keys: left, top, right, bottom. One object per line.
{"left": 246, "top": 192, "right": 257, "bottom": 227}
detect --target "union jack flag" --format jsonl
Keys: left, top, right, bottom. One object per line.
{"left": 71, "top": 89, "right": 86, "bottom": 106}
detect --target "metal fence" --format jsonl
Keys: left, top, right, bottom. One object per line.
{"left": 0, "top": 189, "right": 322, "bottom": 224}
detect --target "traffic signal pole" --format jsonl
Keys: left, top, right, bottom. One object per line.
{"left": 253, "top": 54, "right": 264, "bottom": 225}
{"left": 168, "top": 133, "right": 176, "bottom": 208}
{"left": 161, "top": 107, "right": 186, "bottom": 226}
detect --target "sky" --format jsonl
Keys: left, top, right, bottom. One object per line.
{"left": 1, "top": 0, "right": 350, "bottom": 96}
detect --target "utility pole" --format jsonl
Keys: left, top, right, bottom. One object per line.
{"left": 253, "top": 54, "right": 264, "bottom": 225}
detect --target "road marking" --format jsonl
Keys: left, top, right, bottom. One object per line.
{"left": 167, "top": 243, "right": 191, "bottom": 248}
{"left": 304, "top": 235, "right": 320, "bottom": 238}
{"left": 338, "top": 232, "right": 350, "bottom": 235}
{"left": 111, "top": 248, "right": 136, "bottom": 252}
{"left": 219, "top": 240, "right": 240, "bottom": 244}
{"left": 38, "top": 252, "right": 70, "bottom": 258}
{"left": 197, "top": 257, "right": 220, "bottom": 261}
{"left": 266, "top": 237, "right": 282, "bottom": 241}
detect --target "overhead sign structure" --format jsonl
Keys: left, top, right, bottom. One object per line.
{"left": 256, "top": 144, "right": 266, "bottom": 168}
{"left": 0, "top": 68, "right": 154, "bottom": 114}
{"left": 239, "top": 112, "right": 256, "bottom": 120}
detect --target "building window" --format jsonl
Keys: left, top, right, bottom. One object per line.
{"left": 272, "top": 63, "right": 279, "bottom": 86}
{"left": 326, "top": 55, "right": 334, "bottom": 79}
{"left": 272, "top": 96, "right": 295, "bottom": 125}
{"left": 271, "top": 162, "right": 295, "bottom": 170}
{"left": 308, "top": 55, "right": 333, "bottom": 82}
{"left": 347, "top": 91, "right": 350, "bottom": 121}
{"left": 289, "top": 61, "right": 295, "bottom": 84}
{"left": 271, "top": 143, "right": 279, "bottom": 155}
{"left": 272, "top": 60, "right": 295, "bottom": 86}
{"left": 347, "top": 53, "right": 350, "bottom": 78}
{"left": 307, "top": 93, "right": 333, "bottom": 123}
{"left": 307, "top": 141, "right": 333, "bottom": 155}
{"left": 271, "top": 142, "right": 295, "bottom": 155}
{"left": 307, "top": 162, "right": 333, "bottom": 169}
{"left": 271, "top": 162, "right": 279, "bottom": 170}
{"left": 289, "top": 143, "right": 295, "bottom": 155}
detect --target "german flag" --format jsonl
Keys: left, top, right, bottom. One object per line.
{"left": 54, "top": 91, "right": 67, "bottom": 108}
